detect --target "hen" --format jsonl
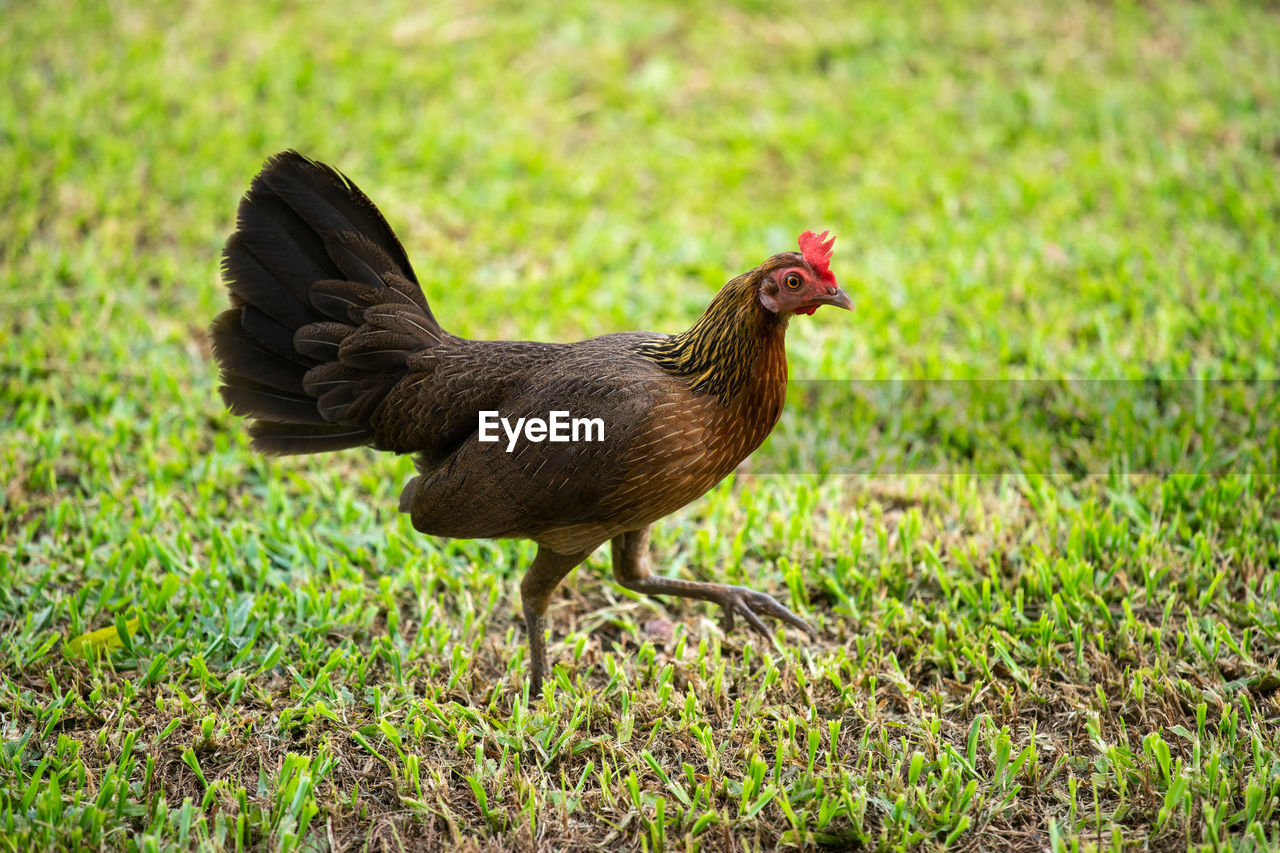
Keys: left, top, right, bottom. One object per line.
{"left": 211, "top": 151, "right": 851, "bottom": 696}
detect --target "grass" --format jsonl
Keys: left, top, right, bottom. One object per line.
{"left": 2, "top": 0, "right": 1278, "bottom": 850}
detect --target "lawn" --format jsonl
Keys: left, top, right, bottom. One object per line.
{"left": 2, "top": 0, "right": 1279, "bottom": 850}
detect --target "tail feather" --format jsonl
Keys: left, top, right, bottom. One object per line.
{"left": 326, "top": 232, "right": 426, "bottom": 299}
{"left": 364, "top": 305, "right": 440, "bottom": 341}
{"left": 338, "top": 307, "right": 442, "bottom": 370}
{"left": 209, "top": 312, "right": 306, "bottom": 394}
{"left": 255, "top": 151, "right": 432, "bottom": 322}
{"left": 221, "top": 381, "right": 331, "bottom": 425}
{"left": 294, "top": 322, "right": 351, "bottom": 362}
{"left": 235, "top": 199, "right": 336, "bottom": 286}
{"left": 239, "top": 306, "right": 308, "bottom": 364}
{"left": 248, "top": 422, "right": 375, "bottom": 455}
{"left": 302, "top": 362, "right": 365, "bottom": 394}
{"left": 259, "top": 156, "right": 413, "bottom": 265}
{"left": 309, "top": 277, "right": 425, "bottom": 325}
{"left": 222, "top": 239, "right": 316, "bottom": 329}
{"left": 316, "top": 384, "right": 361, "bottom": 423}
{"left": 210, "top": 150, "right": 442, "bottom": 456}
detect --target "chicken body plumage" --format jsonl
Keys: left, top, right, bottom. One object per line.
{"left": 211, "top": 151, "right": 849, "bottom": 696}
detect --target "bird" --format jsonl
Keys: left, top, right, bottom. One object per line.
{"left": 210, "top": 151, "right": 851, "bottom": 697}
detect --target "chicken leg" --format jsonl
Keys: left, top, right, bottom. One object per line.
{"left": 521, "top": 546, "right": 593, "bottom": 699}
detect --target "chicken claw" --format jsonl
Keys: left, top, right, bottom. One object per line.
{"left": 715, "top": 584, "right": 816, "bottom": 639}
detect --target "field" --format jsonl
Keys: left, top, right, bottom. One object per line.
{"left": 2, "top": 1, "right": 1279, "bottom": 850}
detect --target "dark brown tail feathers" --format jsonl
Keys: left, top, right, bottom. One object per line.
{"left": 210, "top": 151, "right": 440, "bottom": 455}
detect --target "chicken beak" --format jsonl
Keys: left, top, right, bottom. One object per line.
{"left": 817, "top": 287, "right": 853, "bottom": 311}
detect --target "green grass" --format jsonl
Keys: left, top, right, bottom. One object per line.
{"left": 2, "top": 0, "right": 1279, "bottom": 850}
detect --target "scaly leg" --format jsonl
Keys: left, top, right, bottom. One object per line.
{"left": 521, "top": 546, "right": 592, "bottom": 699}
{"left": 611, "top": 527, "right": 815, "bottom": 640}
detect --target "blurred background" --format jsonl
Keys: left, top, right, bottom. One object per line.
{"left": 5, "top": 0, "right": 1274, "bottom": 482}
{"left": 6, "top": 0, "right": 1276, "bottom": 377}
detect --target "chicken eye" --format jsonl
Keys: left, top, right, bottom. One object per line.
{"left": 784, "top": 273, "right": 802, "bottom": 290}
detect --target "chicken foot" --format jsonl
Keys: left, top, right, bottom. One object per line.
{"left": 611, "top": 527, "right": 815, "bottom": 641}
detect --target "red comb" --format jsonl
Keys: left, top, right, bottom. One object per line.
{"left": 798, "top": 230, "right": 837, "bottom": 284}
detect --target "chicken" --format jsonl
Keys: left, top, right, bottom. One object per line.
{"left": 211, "top": 151, "right": 851, "bottom": 696}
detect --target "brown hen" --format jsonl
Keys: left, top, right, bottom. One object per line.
{"left": 211, "top": 151, "right": 851, "bottom": 696}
